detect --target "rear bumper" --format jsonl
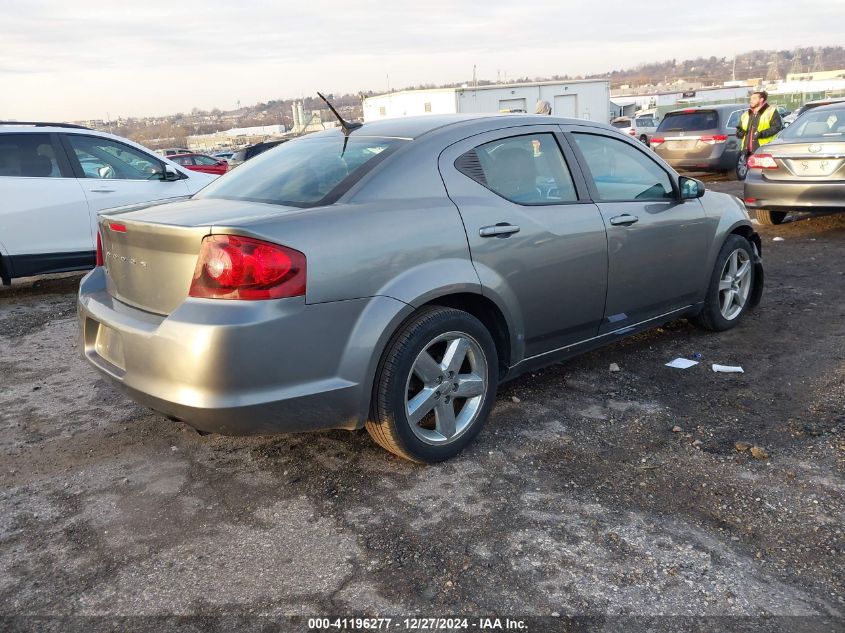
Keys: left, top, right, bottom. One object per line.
{"left": 78, "top": 267, "right": 409, "bottom": 435}
{"left": 659, "top": 150, "right": 737, "bottom": 172}
{"left": 744, "top": 177, "right": 845, "bottom": 212}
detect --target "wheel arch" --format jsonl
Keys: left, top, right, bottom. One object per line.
{"left": 419, "top": 292, "right": 512, "bottom": 379}
{"left": 354, "top": 289, "right": 516, "bottom": 429}
{"left": 728, "top": 225, "right": 764, "bottom": 309}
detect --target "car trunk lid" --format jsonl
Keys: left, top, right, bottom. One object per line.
{"left": 756, "top": 141, "right": 845, "bottom": 181}
{"left": 99, "top": 197, "right": 305, "bottom": 315}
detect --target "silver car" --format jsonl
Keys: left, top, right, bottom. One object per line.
{"left": 78, "top": 114, "right": 764, "bottom": 462}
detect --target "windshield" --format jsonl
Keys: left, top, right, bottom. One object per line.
{"left": 611, "top": 119, "right": 631, "bottom": 128}
{"left": 198, "top": 135, "right": 405, "bottom": 207}
{"left": 657, "top": 110, "right": 719, "bottom": 132}
{"left": 780, "top": 107, "right": 845, "bottom": 140}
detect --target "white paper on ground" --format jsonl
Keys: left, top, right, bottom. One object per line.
{"left": 712, "top": 364, "right": 744, "bottom": 373}
{"left": 773, "top": 237, "right": 785, "bottom": 242}
{"left": 666, "top": 358, "right": 699, "bottom": 369}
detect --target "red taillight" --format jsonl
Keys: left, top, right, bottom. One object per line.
{"left": 188, "top": 235, "right": 306, "bottom": 300}
{"left": 700, "top": 134, "right": 728, "bottom": 145}
{"left": 683, "top": 108, "right": 696, "bottom": 113}
{"left": 650, "top": 137, "right": 665, "bottom": 146}
{"left": 96, "top": 232, "right": 104, "bottom": 267}
{"left": 109, "top": 222, "right": 126, "bottom": 232}
{"left": 628, "top": 129, "right": 637, "bottom": 135}
{"left": 745, "top": 198, "right": 757, "bottom": 204}
{"left": 747, "top": 154, "right": 779, "bottom": 170}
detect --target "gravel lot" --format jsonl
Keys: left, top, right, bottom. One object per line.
{"left": 1, "top": 180, "right": 843, "bottom": 630}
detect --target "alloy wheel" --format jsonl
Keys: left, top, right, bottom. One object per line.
{"left": 718, "top": 249, "right": 752, "bottom": 320}
{"left": 404, "top": 331, "right": 488, "bottom": 445}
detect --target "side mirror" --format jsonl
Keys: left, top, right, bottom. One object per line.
{"left": 679, "top": 176, "right": 705, "bottom": 200}
{"left": 163, "top": 165, "right": 181, "bottom": 182}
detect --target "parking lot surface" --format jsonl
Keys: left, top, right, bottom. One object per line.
{"left": 1, "top": 179, "right": 843, "bottom": 625}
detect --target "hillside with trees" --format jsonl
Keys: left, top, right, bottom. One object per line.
{"left": 89, "top": 46, "right": 845, "bottom": 148}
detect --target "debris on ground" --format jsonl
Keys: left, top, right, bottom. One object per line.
{"left": 609, "top": 363, "right": 620, "bottom": 373}
{"left": 511, "top": 396, "right": 521, "bottom": 404}
{"left": 735, "top": 441, "right": 752, "bottom": 452}
{"left": 672, "top": 426, "right": 683, "bottom": 433}
{"left": 712, "top": 364, "right": 744, "bottom": 373}
{"left": 666, "top": 358, "right": 698, "bottom": 369}
{"left": 750, "top": 446, "right": 770, "bottom": 460}
{"left": 773, "top": 237, "right": 786, "bottom": 242}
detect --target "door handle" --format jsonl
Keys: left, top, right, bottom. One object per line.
{"left": 479, "top": 223, "right": 520, "bottom": 238}
{"left": 89, "top": 188, "right": 115, "bottom": 193}
{"left": 609, "top": 214, "right": 639, "bottom": 226}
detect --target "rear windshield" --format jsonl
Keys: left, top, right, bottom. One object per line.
{"left": 780, "top": 107, "right": 845, "bottom": 140}
{"left": 634, "top": 117, "right": 655, "bottom": 127}
{"left": 197, "top": 135, "right": 405, "bottom": 207}
{"left": 611, "top": 119, "right": 631, "bottom": 128}
{"left": 657, "top": 110, "right": 719, "bottom": 132}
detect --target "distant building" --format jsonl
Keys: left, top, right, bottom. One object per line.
{"left": 609, "top": 85, "right": 752, "bottom": 119}
{"left": 363, "top": 80, "right": 611, "bottom": 122}
{"left": 786, "top": 68, "right": 845, "bottom": 82}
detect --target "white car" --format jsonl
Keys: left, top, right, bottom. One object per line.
{"left": 611, "top": 114, "right": 659, "bottom": 145}
{"left": 0, "top": 122, "right": 217, "bottom": 284}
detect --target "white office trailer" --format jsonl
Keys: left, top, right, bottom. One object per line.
{"left": 363, "top": 80, "right": 611, "bottom": 123}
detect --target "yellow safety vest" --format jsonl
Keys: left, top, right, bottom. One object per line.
{"left": 740, "top": 107, "right": 777, "bottom": 146}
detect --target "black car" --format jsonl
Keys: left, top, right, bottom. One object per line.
{"left": 228, "top": 139, "right": 287, "bottom": 168}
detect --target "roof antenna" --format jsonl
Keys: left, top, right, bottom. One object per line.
{"left": 317, "top": 92, "right": 362, "bottom": 157}
{"left": 317, "top": 92, "right": 362, "bottom": 135}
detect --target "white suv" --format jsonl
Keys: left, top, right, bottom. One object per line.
{"left": 0, "top": 122, "right": 216, "bottom": 284}
{"left": 610, "top": 114, "right": 659, "bottom": 145}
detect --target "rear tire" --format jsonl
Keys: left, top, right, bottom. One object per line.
{"left": 366, "top": 307, "right": 498, "bottom": 463}
{"left": 690, "top": 235, "right": 755, "bottom": 332}
{"left": 755, "top": 209, "right": 787, "bottom": 225}
{"left": 734, "top": 154, "right": 748, "bottom": 181}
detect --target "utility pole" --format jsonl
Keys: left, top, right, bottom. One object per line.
{"left": 812, "top": 47, "right": 824, "bottom": 72}
{"left": 473, "top": 65, "right": 477, "bottom": 90}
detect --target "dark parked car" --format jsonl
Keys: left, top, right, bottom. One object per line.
{"left": 79, "top": 114, "right": 763, "bottom": 462}
{"left": 651, "top": 104, "right": 747, "bottom": 179}
{"left": 228, "top": 139, "right": 288, "bottom": 168}
{"left": 744, "top": 102, "right": 845, "bottom": 225}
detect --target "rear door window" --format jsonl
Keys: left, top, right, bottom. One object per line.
{"left": 194, "top": 155, "right": 219, "bottom": 166}
{"left": 572, "top": 133, "right": 674, "bottom": 202}
{"left": 725, "top": 110, "right": 744, "bottom": 129}
{"left": 0, "top": 133, "right": 66, "bottom": 178}
{"left": 657, "top": 110, "right": 719, "bottom": 132}
{"left": 455, "top": 133, "right": 578, "bottom": 204}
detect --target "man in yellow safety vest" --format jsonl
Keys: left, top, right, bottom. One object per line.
{"left": 737, "top": 90, "right": 783, "bottom": 155}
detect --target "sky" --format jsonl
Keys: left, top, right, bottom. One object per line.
{"left": 1, "top": 0, "right": 842, "bottom": 121}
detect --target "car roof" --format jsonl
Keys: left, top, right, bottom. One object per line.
{"left": 664, "top": 103, "right": 746, "bottom": 115}
{"left": 808, "top": 102, "right": 845, "bottom": 112}
{"left": 309, "top": 113, "right": 610, "bottom": 141}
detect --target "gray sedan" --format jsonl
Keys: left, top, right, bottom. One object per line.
{"left": 744, "top": 102, "right": 845, "bottom": 225}
{"left": 78, "top": 114, "right": 763, "bottom": 462}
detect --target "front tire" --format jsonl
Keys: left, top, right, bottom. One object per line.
{"left": 690, "top": 235, "right": 755, "bottom": 332}
{"left": 366, "top": 307, "right": 499, "bottom": 463}
{"left": 755, "top": 209, "right": 787, "bottom": 225}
